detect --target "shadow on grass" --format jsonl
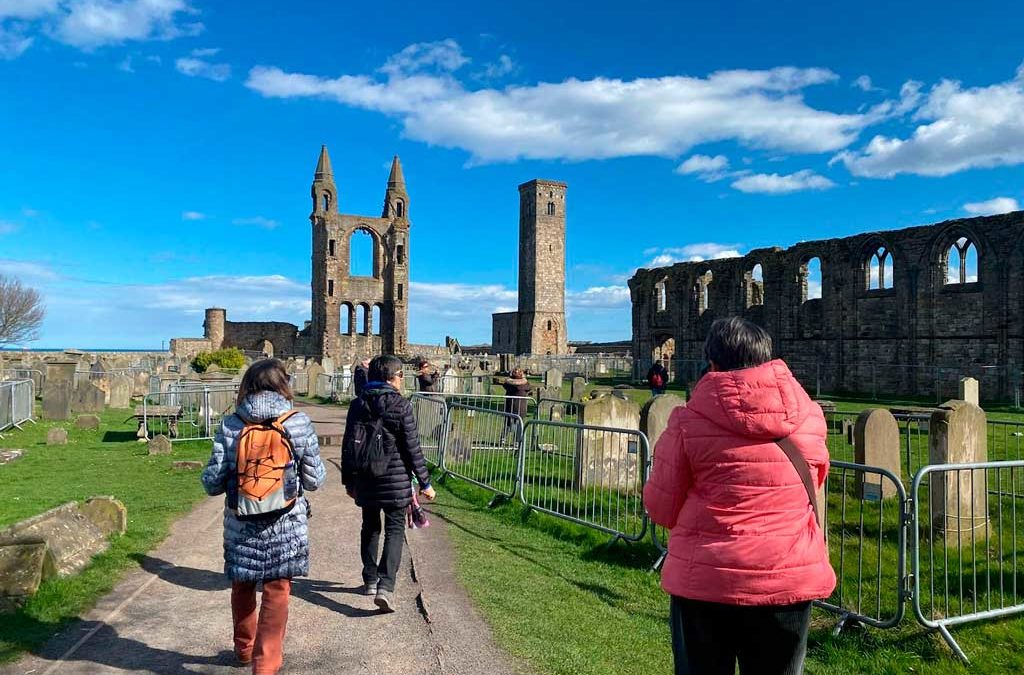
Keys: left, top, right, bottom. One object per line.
{"left": 102, "top": 430, "right": 139, "bottom": 443}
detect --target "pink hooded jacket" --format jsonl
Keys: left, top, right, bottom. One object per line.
{"left": 644, "top": 360, "right": 836, "bottom": 606}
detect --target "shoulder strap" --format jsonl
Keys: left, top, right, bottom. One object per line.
{"left": 774, "top": 436, "right": 820, "bottom": 525}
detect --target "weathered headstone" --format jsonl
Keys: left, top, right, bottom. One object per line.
{"left": 928, "top": 399, "right": 989, "bottom": 541}
{"left": 305, "top": 363, "right": 325, "bottom": 397}
{"left": 46, "top": 428, "right": 68, "bottom": 445}
{"left": 0, "top": 502, "right": 108, "bottom": 577}
{"left": 577, "top": 395, "right": 642, "bottom": 490}
{"left": 79, "top": 497, "right": 127, "bottom": 536}
{"left": 72, "top": 382, "right": 105, "bottom": 414}
{"left": 470, "top": 367, "right": 488, "bottom": 395}
{"left": 959, "top": 377, "right": 979, "bottom": 406}
{"left": 75, "top": 415, "right": 101, "bottom": 430}
{"left": 108, "top": 375, "right": 133, "bottom": 409}
{"left": 544, "top": 368, "right": 564, "bottom": 391}
{"left": 0, "top": 542, "right": 48, "bottom": 613}
{"left": 42, "top": 361, "right": 77, "bottom": 421}
{"left": 172, "top": 460, "right": 204, "bottom": 471}
{"left": 132, "top": 371, "right": 151, "bottom": 397}
{"left": 321, "top": 357, "right": 335, "bottom": 375}
{"left": 640, "top": 394, "right": 686, "bottom": 454}
{"left": 853, "top": 408, "right": 901, "bottom": 499}
{"left": 571, "top": 376, "right": 587, "bottom": 402}
{"left": 148, "top": 434, "right": 173, "bottom": 455}
{"left": 0, "top": 450, "right": 24, "bottom": 465}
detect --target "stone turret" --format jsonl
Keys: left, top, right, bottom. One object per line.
{"left": 204, "top": 308, "right": 226, "bottom": 350}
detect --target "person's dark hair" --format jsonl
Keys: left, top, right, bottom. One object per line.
{"left": 236, "top": 358, "right": 293, "bottom": 405}
{"left": 370, "top": 355, "right": 404, "bottom": 383}
{"left": 703, "top": 316, "right": 773, "bottom": 371}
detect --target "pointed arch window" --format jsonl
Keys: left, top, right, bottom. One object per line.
{"left": 396, "top": 200, "right": 405, "bottom": 218}
{"left": 746, "top": 264, "right": 764, "bottom": 307}
{"left": 946, "top": 237, "right": 979, "bottom": 285}
{"left": 867, "top": 246, "right": 894, "bottom": 290}
{"left": 800, "top": 257, "right": 823, "bottom": 303}
{"left": 655, "top": 278, "right": 667, "bottom": 312}
{"left": 695, "top": 271, "right": 713, "bottom": 314}
{"left": 547, "top": 202, "right": 555, "bottom": 216}
{"left": 322, "top": 192, "right": 331, "bottom": 212}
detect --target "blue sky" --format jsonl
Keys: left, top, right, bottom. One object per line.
{"left": 1, "top": 0, "right": 1022, "bottom": 349}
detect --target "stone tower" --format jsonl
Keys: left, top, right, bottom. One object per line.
{"left": 517, "top": 179, "right": 568, "bottom": 355}
{"left": 308, "top": 146, "right": 410, "bottom": 362}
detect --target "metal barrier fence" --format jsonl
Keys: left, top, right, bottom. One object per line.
{"left": 141, "top": 385, "right": 237, "bottom": 442}
{"left": 410, "top": 393, "right": 447, "bottom": 467}
{"left": 0, "top": 379, "right": 35, "bottom": 435}
{"left": 521, "top": 419, "right": 649, "bottom": 542}
{"left": 443, "top": 403, "right": 523, "bottom": 499}
{"left": 511, "top": 355, "right": 632, "bottom": 379}
{"left": 536, "top": 397, "right": 582, "bottom": 425}
{"left": 911, "top": 460, "right": 1024, "bottom": 663}
{"left": 1, "top": 368, "right": 44, "bottom": 394}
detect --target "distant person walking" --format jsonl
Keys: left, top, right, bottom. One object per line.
{"left": 342, "top": 355, "right": 435, "bottom": 612}
{"left": 201, "top": 359, "right": 326, "bottom": 675}
{"left": 647, "top": 359, "right": 669, "bottom": 396}
{"left": 353, "top": 356, "right": 370, "bottom": 397}
{"left": 644, "top": 317, "right": 834, "bottom": 675}
{"left": 499, "top": 367, "right": 531, "bottom": 444}
{"left": 415, "top": 359, "right": 440, "bottom": 393}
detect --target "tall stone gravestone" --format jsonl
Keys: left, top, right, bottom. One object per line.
{"left": 72, "top": 382, "right": 105, "bottom": 414}
{"left": 107, "top": 375, "right": 132, "bottom": 409}
{"left": 928, "top": 399, "right": 989, "bottom": 542}
{"left": 470, "top": 368, "right": 488, "bottom": 395}
{"left": 544, "top": 368, "right": 563, "bottom": 392}
{"left": 42, "top": 361, "right": 76, "bottom": 421}
{"left": 570, "top": 376, "right": 587, "bottom": 402}
{"left": 853, "top": 408, "right": 901, "bottom": 500}
{"left": 640, "top": 394, "right": 686, "bottom": 455}
{"left": 320, "top": 357, "right": 335, "bottom": 375}
{"left": 306, "top": 363, "right": 325, "bottom": 398}
{"left": 959, "top": 377, "right": 979, "bottom": 406}
{"left": 577, "top": 395, "right": 642, "bottom": 491}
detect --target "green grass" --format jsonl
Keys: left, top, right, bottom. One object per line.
{"left": 432, "top": 471, "right": 1024, "bottom": 675}
{"left": 0, "top": 406, "right": 211, "bottom": 663}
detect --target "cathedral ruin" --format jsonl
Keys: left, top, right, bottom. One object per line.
{"left": 629, "top": 210, "right": 1024, "bottom": 401}
{"left": 171, "top": 146, "right": 411, "bottom": 362}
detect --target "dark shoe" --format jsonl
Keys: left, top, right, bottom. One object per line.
{"left": 374, "top": 589, "right": 396, "bottom": 613}
{"left": 362, "top": 581, "right": 378, "bottom": 596}
{"left": 234, "top": 650, "right": 252, "bottom": 666}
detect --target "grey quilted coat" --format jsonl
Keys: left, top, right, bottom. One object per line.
{"left": 201, "top": 392, "right": 326, "bottom": 582}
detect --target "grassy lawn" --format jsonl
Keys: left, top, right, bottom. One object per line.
{"left": 0, "top": 406, "right": 211, "bottom": 663}
{"left": 432, "top": 474, "right": 1024, "bottom": 675}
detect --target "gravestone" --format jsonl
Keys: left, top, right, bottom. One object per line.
{"left": 79, "top": 497, "right": 127, "bottom": 536}
{"left": 148, "top": 435, "right": 172, "bottom": 455}
{"left": 72, "top": 382, "right": 105, "bottom": 414}
{"left": 959, "top": 377, "right": 979, "bottom": 406}
{"left": 46, "top": 428, "right": 68, "bottom": 445}
{"left": 441, "top": 368, "right": 459, "bottom": 394}
{"left": 305, "top": 363, "right": 325, "bottom": 397}
{"left": 321, "top": 357, "right": 335, "bottom": 375}
{"left": 0, "top": 450, "right": 24, "bottom": 465}
{"left": 928, "top": 399, "right": 989, "bottom": 541}
{"left": 470, "top": 368, "right": 488, "bottom": 395}
{"left": 538, "top": 386, "right": 564, "bottom": 420}
{"left": 577, "top": 395, "right": 642, "bottom": 491}
{"left": 108, "top": 375, "right": 133, "bottom": 409}
{"left": 75, "top": 415, "right": 101, "bottom": 430}
{"left": 544, "top": 368, "right": 564, "bottom": 391}
{"left": 172, "top": 461, "right": 203, "bottom": 471}
{"left": 640, "top": 394, "right": 686, "bottom": 454}
{"left": 571, "top": 377, "right": 587, "bottom": 402}
{"left": 132, "top": 371, "right": 151, "bottom": 397}
{"left": 42, "top": 361, "right": 77, "bottom": 421}
{"left": 0, "top": 542, "right": 48, "bottom": 613}
{"left": 0, "top": 502, "right": 108, "bottom": 577}
{"left": 853, "top": 408, "right": 901, "bottom": 499}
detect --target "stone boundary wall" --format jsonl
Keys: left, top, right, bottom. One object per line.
{"left": 629, "top": 210, "right": 1024, "bottom": 400}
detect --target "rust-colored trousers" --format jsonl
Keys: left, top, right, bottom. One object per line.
{"left": 231, "top": 578, "right": 291, "bottom": 675}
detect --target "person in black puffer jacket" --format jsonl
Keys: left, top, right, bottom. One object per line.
{"left": 342, "top": 354, "right": 435, "bottom": 613}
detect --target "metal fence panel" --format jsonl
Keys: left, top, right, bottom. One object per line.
{"left": 443, "top": 403, "right": 523, "bottom": 498}
{"left": 520, "top": 419, "right": 649, "bottom": 542}
{"left": 816, "top": 461, "right": 907, "bottom": 630}
{"left": 911, "top": 460, "right": 1024, "bottom": 663}
{"left": 0, "top": 379, "right": 34, "bottom": 434}
{"left": 141, "top": 385, "right": 237, "bottom": 442}
{"left": 536, "top": 397, "right": 582, "bottom": 425}
{"left": 411, "top": 393, "right": 447, "bottom": 468}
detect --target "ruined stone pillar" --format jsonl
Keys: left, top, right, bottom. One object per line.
{"left": 928, "top": 399, "right": 989, "bottom": 542}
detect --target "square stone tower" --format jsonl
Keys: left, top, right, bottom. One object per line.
{"left": 516, "top": 179, "right": 568, "bottom": 355}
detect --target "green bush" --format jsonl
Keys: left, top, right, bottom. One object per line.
{"left": 192, "top": 347, "right": 246, "bottom": 373}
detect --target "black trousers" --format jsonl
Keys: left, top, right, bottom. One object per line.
{"left": 670, "top": 596, "right": 812, "bottom": 675}
{"left": 360, "top": 505, "right": 406, "bottom": 592}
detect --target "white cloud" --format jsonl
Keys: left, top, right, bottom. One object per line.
{"left": 730, "top": 169, "right": 835, "bottom": 194}
{"left": 51, "top": 0, "right": 203, "bottom": 50}
{"left": 963, "top": 197, "right": 1020, "bottom": 216}
{"left": 246, "top": 42, "right": 867, "bottom": 164}
{"left": 644, "top": 243, "right": 744, "bottom": 267}
{"left": 838, "top": 64, "right": 1024, "bottom": 177}
{"left": 477, "top": 54, "right": 515, "bottom": 80}
{"left": 232, "top": 216, "right": 279, "bottom": 230}
{"left": 0, "top": 25, "right": 32, "bottom": 59}
{"left": 0, "top": 258, "right": 61, "bottom": 281}
{"left": 852, "top": 75, "right": 875, "bottom": 92}
{"left": 0, "top": 0, "right": 60, "bottom": 19}
{"left": 567, "top": 286, "right": 630, "bottom": 309}
{"left": 175, "top": 49, "right": 229, "bottom": 81}
{"left": 181, "top": 210, "right": 206, "bottom": 220}
{"left": 676, "top": 154, "right": 731, "bottom": 181}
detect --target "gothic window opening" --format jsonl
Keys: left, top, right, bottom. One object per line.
{"left": 397, "top": 243, "right": 405, "bottom": 264}
{"left": 349, "top": 229, "right": 374, "bottom": 277}
{"left": 655, "top": 279, "right": 667, "bottom": 312}
{"left": 327, "top": 279, "right": 334, "bottom": 297}
{"left": 373, "top": 305, "right": 382, "bottom": 336}
{"left": 867, "top": 246, "right": 894, "bottom": 290}
{"left": 322, "top": 193, "right": 331, "bottom": 211}
{"left": 396, "top": 200, "right": 405, "bottom": 218}
{"left": 547, "top": 202, "right": 555, "bottom": 216}
{"left": 398, "top": 283, "right": 404, "bottom": 301}
{"left": 946, "top": 237, "right": 979, "bottom": 285}
{"left": 746, "top": 264, "right": 764, "bottom": 307}
{"left": 341, "top": 303, "right": 354, "bottom": 335}
{"left": 357, "top": 304, "right": 368, "bottom": 336}
{"left": 695, "top": 271, "right": 713, "bottom": 314}
{"left": 800, "top": 257, "right": 823, "bottom": 302}
{"left": 328, "top": 239, "right": 336, "bottom": 257}
{"left": 547, "top": 320, "right": 553, "bottom": 331}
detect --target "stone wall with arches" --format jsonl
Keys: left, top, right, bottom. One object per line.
{"left": 628, "top": 210, "right": 1024, "bottom": 398}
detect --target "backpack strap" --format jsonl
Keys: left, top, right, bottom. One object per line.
{"left": 270, "top": 409, "right": 300, "bottom": 437}
{"left": 774, "top": 435, "right": 820, "bottom": 528}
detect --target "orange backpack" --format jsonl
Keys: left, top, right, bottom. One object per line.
{"left": 235, "top": 410, "right": 300, "bottom": 520}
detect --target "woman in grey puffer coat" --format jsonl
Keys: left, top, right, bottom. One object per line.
{"left": 201, "top": 359, "right": 326, "bottom": 674}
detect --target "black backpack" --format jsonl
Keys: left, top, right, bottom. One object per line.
{"left": 343, "top": 398, "right": 391, "bottom": 477}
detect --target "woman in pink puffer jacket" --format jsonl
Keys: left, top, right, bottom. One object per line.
{"left": 644, "top": 317, "right": 835, "bottom": 675}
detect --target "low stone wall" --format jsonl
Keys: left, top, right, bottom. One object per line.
{"left": 0, "top": 496, "right": 127, "bottom": 612}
